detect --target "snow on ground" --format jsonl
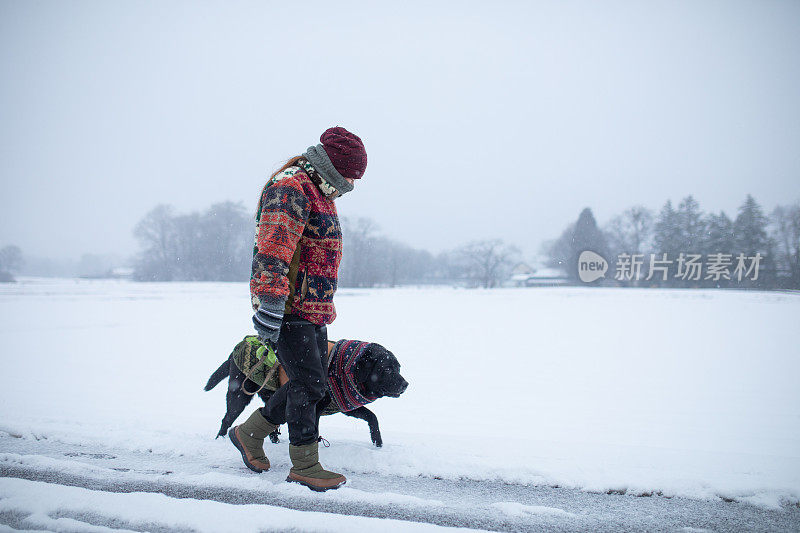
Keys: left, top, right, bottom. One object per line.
{"left": 0, "top": 477, "right": 481, "bottom": 532}
{"left": 1, "top": 278, "right": 799, "bottom": 524}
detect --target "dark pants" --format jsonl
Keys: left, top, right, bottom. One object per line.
{"left": 261, "top": 315, "right": 328, "bottom": 446}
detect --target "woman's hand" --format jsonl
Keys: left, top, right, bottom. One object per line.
{"left": 252, "top": 304, "right": 283, "bottom": 345}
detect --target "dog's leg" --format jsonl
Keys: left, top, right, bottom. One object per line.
{"left": 220, "top": 388, "right": 255, "bottom": 438}
{"left": 217, "top": 365, "right": 256, "bottom": 438}
{"left": 343, "top": 407, "right": 382, "bottom": 447}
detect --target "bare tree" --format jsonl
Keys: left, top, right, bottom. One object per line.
{"left": 133, "top": 202, "right": 252, "bottom": 281}
{"left": 0, "top": 245, "right": 23, "bottom": 282}
{"left": 454, "top": 239, "right": 519, "bottom": 288}
{"left": 133, "top": 205, "right": 178, "bottom": 280}
{"left": 340, "top": 217, "right": 380, "bottom": 287}
{"left": 201, "top": 202, "right": 253, "bottom": 282}
{"left": 603, "top": 206, "right": 654, "bottom": 287}
{"left": 771, "top": 202, "right": 800, "bottom": 289}
{"left": 173, "top": 212, "right": 205, "bottom": 281}
{"left": 339, "top": 217, "right": 438, "bottom": 287}
{"left": 604, "top": 206, "right": 653, "bottom": 257}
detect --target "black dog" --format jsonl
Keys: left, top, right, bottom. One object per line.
{"left": 205, "top": 338, "right": 407, "bottom": 447}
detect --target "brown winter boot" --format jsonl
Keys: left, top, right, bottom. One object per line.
{"left": 229, "top": 409, "right": 277, "bottom": 473}
{"left": 286, "top": 441, "right": 346, "bottom": 492}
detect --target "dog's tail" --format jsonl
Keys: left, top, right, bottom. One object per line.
{"left": 204, "top": 359, "right": 230, "bottom": 391}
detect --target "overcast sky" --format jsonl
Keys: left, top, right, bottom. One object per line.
{"left": 1, "top": 0, "right": 799, "bottom": 262}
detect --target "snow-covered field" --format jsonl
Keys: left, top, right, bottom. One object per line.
{"left": 1, "top": 278, "right": 799, "bottom": 531}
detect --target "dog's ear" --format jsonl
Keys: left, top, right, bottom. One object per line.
{"left": 353, "top": 344, "right": 380, "bottom": 383}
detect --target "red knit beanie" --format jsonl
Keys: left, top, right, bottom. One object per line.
{"left": 320, "top": 127, "right": 367, "bottom": 180}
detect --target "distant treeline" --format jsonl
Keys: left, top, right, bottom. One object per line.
{"left": 133, "top": 202, "right": 252, "bottom": 282}
{"left": 131, "top": 203, "right": 519, "bottom": 288}
{"left": 4, "top": 193, "right": 797, "bottom": 291}
{"left": 0, "top": 245, "right": 22, "bottom": 282}
{"left": 541, "top": 195, "right": 800, "bottom": 290}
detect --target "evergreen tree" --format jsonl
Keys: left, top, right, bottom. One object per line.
{"left": 733, "top": 195, "right": 769, "bottom": 255}
{"left": 649, "top": 196, "right": 705, "bottom": 288}
{"left": 676, "top": 196, "right": 704, "bottom": 253}
{"left": 541, "top": 222, "right": 576, "bottom": 273}
{"left": 653, "top": 200, "right": 683, "bottom": 286}
{"left": 702, "top": 211, "right": 735, "bottom": 255}
{"left": 653, "top": 200, "right": 681, "bottom": 256}
{"left": 733, "top": 195, "right": 774, "bottom": 289}
{"left": 701, "top": 211, "right": 735, "bottom": 288}
{"left": 568, "top": 208, "right": 608, "bottom": 284}
{"left": 700, "top": 211, "right": 735, "bottom": 287}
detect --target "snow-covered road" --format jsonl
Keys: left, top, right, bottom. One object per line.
{"left": 2, "top": 432, "right": 798, "bottom": 532}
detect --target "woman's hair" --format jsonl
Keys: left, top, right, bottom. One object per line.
{"left": 256, "top": 156, "right": 304, "bottom": 217}
{"left": 270, "top": 155, "right": 304, "bottom": 179}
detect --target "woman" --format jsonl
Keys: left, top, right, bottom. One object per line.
{"left": 229, "top": 126, "right": 367, "bottom": 492}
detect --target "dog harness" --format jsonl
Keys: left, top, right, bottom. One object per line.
{"left": 231, "top": 336, "right": 282, "bottom": 394}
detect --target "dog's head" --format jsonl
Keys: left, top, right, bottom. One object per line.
{"left": 353, "top": 343, "right": 408, "bottom": 399}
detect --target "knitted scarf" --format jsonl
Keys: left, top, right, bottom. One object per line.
{"left": 299, "top": 158, "right": 340, "bottom": 198}
{"left": 265, "top": 158, "right": 339, "bottom": 199}
{"left": 327, "top": 339, "right": 378, "bottom": 412}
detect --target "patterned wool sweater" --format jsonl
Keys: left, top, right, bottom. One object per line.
{"left": 250, "top": 159, "right": 342, "bottom": 325}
